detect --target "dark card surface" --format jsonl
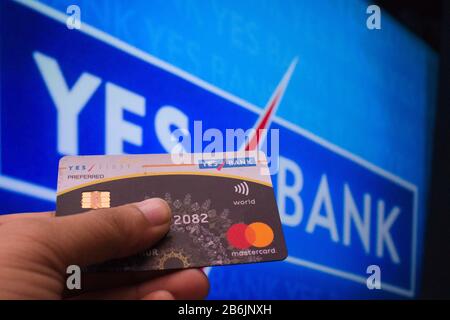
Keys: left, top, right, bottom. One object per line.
{"left": 56, "top": 152, "right": 287, "bottom": 271}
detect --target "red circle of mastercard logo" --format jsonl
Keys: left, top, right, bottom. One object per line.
{"left": 226, "top": 222, "right": 274, "bottom": 249}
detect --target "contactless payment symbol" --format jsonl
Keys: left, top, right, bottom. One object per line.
{"left": 234, "top": 181, "right": 250, "bottom": 196}
{"left": 226, "top": 222, "right": 274, "bottom": 249}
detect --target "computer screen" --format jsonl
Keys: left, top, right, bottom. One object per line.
{"left": 0, "top": 0, "right": 438, "bottom": 299}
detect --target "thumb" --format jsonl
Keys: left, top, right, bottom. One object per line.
{"left": 43, "top": 198, "right": 171, "bottom": 269}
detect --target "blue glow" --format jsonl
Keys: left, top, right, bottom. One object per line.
{"left": 0, "top": 0, "right": 437, "bottom": 299}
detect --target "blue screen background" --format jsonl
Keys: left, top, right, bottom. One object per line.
{"left": 0, "top": 0, "right": 437, "bottom": 299}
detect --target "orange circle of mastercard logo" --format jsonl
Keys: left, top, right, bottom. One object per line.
{"left": 226, "top": 222, "right": 274, "bottom": 249}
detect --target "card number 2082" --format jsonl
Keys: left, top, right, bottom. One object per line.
{"left": 173, "top": 213, "right": 208, "bottom": 225}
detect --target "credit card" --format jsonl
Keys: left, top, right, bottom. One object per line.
{"left": 56, "top": 152, "right": 287, "bottom": 271}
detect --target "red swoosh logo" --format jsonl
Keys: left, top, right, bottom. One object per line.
{"left": 217, "top": 58, "right": 298, "bottom": 170}
{"left": 243, "top": 58, "right": 298, "bottom": 151}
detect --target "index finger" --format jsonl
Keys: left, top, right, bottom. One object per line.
{"left": 0, "top": 211, "right": 54, "bottom": 224}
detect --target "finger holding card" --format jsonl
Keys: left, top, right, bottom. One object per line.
{"left": 56, "top": 152, "right": 287, "bottom": 272}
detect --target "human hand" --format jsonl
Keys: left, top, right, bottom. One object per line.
{"left": 0, "top": 198, "right": 209, "bottom": 300}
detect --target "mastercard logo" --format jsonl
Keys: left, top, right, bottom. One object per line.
{"left": 226, "top": 222, "right": 274, "bottom": 249}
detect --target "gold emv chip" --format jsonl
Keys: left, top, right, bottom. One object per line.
{"left": 81, "top": 191, "right": 110, "bottom": 209}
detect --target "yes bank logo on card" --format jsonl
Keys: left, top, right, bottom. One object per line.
{"left": 198, "top": 157, "right": 257, "bottom": 169}
{"left": 0, "top": 0, "right": 420, "bottom": 298}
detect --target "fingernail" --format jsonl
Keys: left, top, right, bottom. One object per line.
{"left": 136, "top": 198, "right": 171, "bottom": 226}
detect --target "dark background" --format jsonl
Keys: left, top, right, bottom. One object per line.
{"left": 377, "top": 0, "right": 450, "bottom": 299}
